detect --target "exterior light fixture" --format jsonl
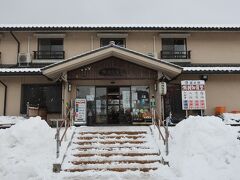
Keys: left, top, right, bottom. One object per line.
{"left": 68, "top": 83, "right": 72, "bottom": 92}
{"left": 200, "top": 75, "right": 208, "bottom": 81}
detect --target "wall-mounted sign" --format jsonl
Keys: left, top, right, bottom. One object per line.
{"left": 74, "top": 98, "right": 87, "bottom": 125}
{"left": 181, "top": 80, "right": 206, "bottom": 110}
{"left": 99, "top": 68, "right": 126, "bottom": 76}
{"left": 158, "top": 82, "right": 167, "bottom": 95}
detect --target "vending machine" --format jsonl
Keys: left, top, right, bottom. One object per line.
{"left": 74, "top": 98, "right": 87, "bottom": 125}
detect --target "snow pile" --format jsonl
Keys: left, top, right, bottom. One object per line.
{"left": 0, "top": 116, "right": 55, "bottom": 180}
{"left": 168, "top": 116, "right": 240, "bottom": 180}
{"left": 0, "top": 116, "right": 26, "bottom": 125}
{"left": 223, "top": 113, "right": 240, "bottom": 124}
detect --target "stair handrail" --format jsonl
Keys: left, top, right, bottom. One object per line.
{"left": 55, "top": 105, "right": 71, "bottom": 159}
{"left": 152, "top": 109, "right": 169, "bottom": 156}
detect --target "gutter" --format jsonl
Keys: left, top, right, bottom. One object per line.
{"left": 10, "top": 31, "right": 20, "bottom": 54}
{"left": 0, "top": 80, "right": 7, "bottom": 115}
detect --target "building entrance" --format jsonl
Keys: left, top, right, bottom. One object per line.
{"left": 76, "top": 85, "right": 151, "bottom": 126}
{"left": 95, "top": 86, "right": 131, "bottom": 125}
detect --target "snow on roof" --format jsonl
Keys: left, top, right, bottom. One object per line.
{"left": 1, "top": 24, "right": 240, "bottom": 30}
{"left": 1, "top": 66, "right": 240, "bottom": 74}
{"left": 0, "top": 68, "right": 41, "bottom": 73}
{"left": 183, "top": 66, "right": 240, "bottom": 72}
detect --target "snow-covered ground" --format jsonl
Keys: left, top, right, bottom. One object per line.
{"left": 223, "top": 113, "right": 240, "bottom": 124}
{"left": 0, "top": 115, "right": 239, "bottom": 180}
{"left": 0, "top": 116, "right": 74, "bottom": 180}
{"left": 167, "top": 116, "right": 240, "bottom": 180}
{"left": 0, "top": 116, "right": 26, "bottom": 125}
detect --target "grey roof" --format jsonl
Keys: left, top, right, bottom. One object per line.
{"left": 1, "top": 24, "right": 240, "bottom": 31}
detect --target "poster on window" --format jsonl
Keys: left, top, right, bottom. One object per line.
{"left": 122, "top": 91, "right": 130, "bottom": 109}
{"left": 181, "top": 80, "right": 206, "bottom": 110}
{"left": 74, "top": 98, "right": 87, "bottom": 125}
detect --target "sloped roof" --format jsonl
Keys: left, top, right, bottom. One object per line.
{"left": 42, "top": 44, "right": 183, "bottom": 79}
{"left": 1, "top": 24, "right": 240, "bottom": 31}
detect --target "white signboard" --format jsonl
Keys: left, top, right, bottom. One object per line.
{"left": 75, "top": 98, "right": 87, "bottom": 125}
{"left": 158, "top": 82, "right": 167, "bottom": 95}
{"left": 181, "top": 80, "right": 206, "bottom": 110}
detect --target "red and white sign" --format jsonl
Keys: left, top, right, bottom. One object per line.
{"left": 75, "top": 98, "right": 87, "bottom": 125}
{"left": 181, "top": 80, "right": 206, "bottom": 110}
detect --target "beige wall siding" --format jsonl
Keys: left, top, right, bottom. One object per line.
{"left": 127, "top": 32, "right": 160, "bottom": 56}
{"left": 0, "top": 76, "right": 52, "bottom": 115}
{"left": 205, "top": 75, "right": 240, "bottom": 114}
{"left": 1, "top": 74, "right": 240, "bottom": 118}
{"left": 0, "top": 32, "right": 37, "bottom": 64}
{"left": 64, "top": 32, "right": 96, "bottom": 58}
{"left": 174, "top": 74, "right": 240, "bottom": 115}
{"left": 188, "top": 32, "right": 240, "bottom": 64}
{"left": 1, "top": 31, "right": 240, "bottom": 64}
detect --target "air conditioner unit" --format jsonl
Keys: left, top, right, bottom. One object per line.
{"left": 18, "top": 53, "right": 31, "bottom": 66}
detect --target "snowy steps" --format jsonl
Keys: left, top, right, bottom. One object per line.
{"left": 62, "top": 126, "right": 161, "bottom": 173}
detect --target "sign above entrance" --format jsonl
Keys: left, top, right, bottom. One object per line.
{"left": 67, "top": 57, "right": 157, "bottom": 80}
{"left": 99, "top": 68, "right": 126, "bottom": 76}
{"left": 181, "top": 80, "right": 206, "bottom": 110}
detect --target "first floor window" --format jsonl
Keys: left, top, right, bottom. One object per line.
{"left": 21, "top": 84, "right": 62, "bottom": 114}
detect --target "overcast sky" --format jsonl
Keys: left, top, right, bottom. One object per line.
{"left": 0, "top": 0, "right": 239, "bottom": 25}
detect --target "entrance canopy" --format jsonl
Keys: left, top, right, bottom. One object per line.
{"left": 42, "top": 44, "right": 182, "bottom": 80}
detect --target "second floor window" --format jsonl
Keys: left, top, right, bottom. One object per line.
{"left": 34, "top": 38, "right": 64, "bottom": 59}
{"left": 161, "top": 38, "right": 190, "bottom": 59}
{"left": 100, "top": 38, "right": 126, "bottom": 47}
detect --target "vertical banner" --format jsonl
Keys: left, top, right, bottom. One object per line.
{"left": 181, "top": 80, "right": 206, "bottom": 110}
{"left": 74, "top": 98, "right": 87, "bottom": 125}
{"left": 122, "top": 91, "right": 130, "bottom": 110}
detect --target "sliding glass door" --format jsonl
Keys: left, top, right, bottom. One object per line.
{"left": 95, "top": 87, "right": 107, "bottom": 124}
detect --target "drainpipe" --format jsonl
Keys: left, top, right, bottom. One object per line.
{"left": 153, "top": 36, "right": 156, "bottom": 58}
{"left": 10, "top": 31, "right": 20, "bottom": 55}
{"left": 0, "top": 80, "right": 7, "bottom": 116}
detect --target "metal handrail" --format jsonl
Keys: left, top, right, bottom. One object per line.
{"left": 161, "top": 50, "right": 191, "bottom": 59}
{"left": 55, "top": 117, "right": 70, "bottom": 158}
{"left": 33, "top": 50, "right": 65, "bottom": 59}
{"left": 152, "top": 110, "right": 169, "bottom": 156}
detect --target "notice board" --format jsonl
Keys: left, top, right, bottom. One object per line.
{"left": 181, "top": 80, "right": 206, "bottom": 110}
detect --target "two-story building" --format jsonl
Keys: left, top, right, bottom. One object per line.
{"left": 0, "top": 25, "right": 240, "bottom": 125}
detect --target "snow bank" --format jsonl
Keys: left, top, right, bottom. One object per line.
{"left": 168, "top": 116, "right": 240, "bottom": 180}
{"left": 223, "top": 113, "right": 240, "bottom": 124}
{"left": 0, "top": 116, "right": 25, "bottom": 125}
{"left": 0, "top": 116, "right": 56, "bottom": 180}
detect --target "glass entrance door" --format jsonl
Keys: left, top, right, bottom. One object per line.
{"left": 119, "top": 87, "right": 131, "bottom": 124}
{"left": 95, "top": 86, "right": 131, "bottom": 125}
{"left": 95, "top": 87, "right": 107, "bottom": 124}
{"left": 107, "top": 87, "right": 120, "bottom": 124}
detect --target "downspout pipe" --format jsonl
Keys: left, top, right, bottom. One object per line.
{"left": 10, "top": 31, "right": 20, "bottom": 54}
{"left": 0, "top": 80, "right": 7, "bottom": 116}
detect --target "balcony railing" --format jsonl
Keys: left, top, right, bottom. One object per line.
{"left": 160, "top": 50, "right": 191, "bottom": 59}
{"left": 33, "top": 51, "right": 65, "bottom": 60}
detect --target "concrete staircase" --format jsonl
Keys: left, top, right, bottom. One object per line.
{"left": 61, "top": 126, "right": 161, "bottom": 172}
